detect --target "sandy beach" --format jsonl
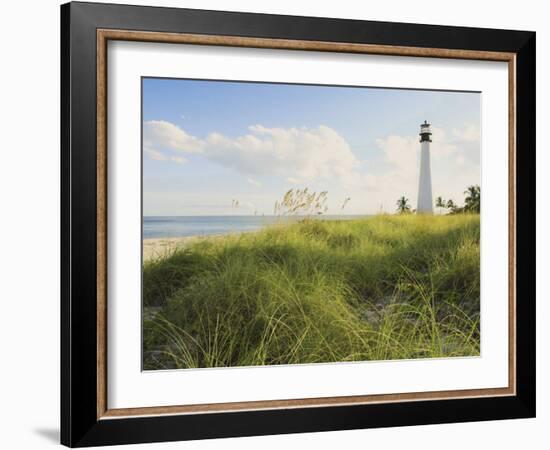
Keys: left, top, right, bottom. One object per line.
{"left": 143, "top": 231, "right": 255, "bottom": 261}
{"left": 143, "top": 236, "right": 205, "bottom": 261}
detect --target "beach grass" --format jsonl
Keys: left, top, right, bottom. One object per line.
{"left": 143, "top": 214, "right": 480, "bottom": 370}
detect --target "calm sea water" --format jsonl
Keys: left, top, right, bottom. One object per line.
{"left": 143, "top": 215, "right": 363, "bottom": 239}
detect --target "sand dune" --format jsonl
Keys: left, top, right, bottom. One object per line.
{"left": 143, "top": 236, "right": 205, "bottom": 261}
{"left": 143, "top": 231, "right": 254, "bottom": 261}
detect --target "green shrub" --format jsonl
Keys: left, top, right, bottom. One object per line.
{"left": 143, "top": 214, "right": 480, "bottom": 369}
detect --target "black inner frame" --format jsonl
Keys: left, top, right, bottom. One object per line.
{"left": 61, "top": 2, "right": 536, "bottom": 447}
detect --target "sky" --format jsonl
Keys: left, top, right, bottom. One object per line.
{"left": 142, "top": 77, "right": 480, "bottom": 216}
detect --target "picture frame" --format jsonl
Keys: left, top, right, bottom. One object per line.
{"left": 60, "top": 1, "right": 536, "bottom": 447}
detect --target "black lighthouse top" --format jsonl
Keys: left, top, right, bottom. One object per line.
{"left": 419, "top": 120, "right": 432, "bottom": 143}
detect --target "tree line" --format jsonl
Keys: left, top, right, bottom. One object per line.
{"left": 396, "top": 185, "right": 480, "bottom": 214}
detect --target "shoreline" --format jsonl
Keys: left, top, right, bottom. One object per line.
{"left": 142, "top": 214, "right": 463, "bottom": 261}
{"left": 143, "top": 236, "right": 199, "bottom": 262}
{"left": 143, "top": 230, "right": 256, "bottom": 261}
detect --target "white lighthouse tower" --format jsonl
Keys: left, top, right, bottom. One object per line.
{"left": 417, "top": 121, "right": 434, "bottom": 214}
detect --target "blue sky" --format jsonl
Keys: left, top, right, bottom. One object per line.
{"left": 143, "top": 78, "right": 480, "bottom": 216}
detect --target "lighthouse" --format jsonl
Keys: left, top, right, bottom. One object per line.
{"left": 417, "top": 121, "right": 433, "bottom": 214}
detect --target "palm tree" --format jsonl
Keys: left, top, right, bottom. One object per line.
{"left": 435, "top": 196, "right": 446, "bottom": 214}
{"left": 464, "top": 185, "right": 481, "bottom": 213}
{"left": 396, "top": 196, "right": 411, "bottom": 214}
{"left": 446, "top": 199, "right": 456, "bottom": 213}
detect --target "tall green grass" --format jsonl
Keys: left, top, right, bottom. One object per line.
{"left": 143, "top": 214, "right": 480, "bottom": 370}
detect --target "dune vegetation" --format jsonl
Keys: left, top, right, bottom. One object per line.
{"left": 143, "top": 213, "right": 480, "bottom": 370}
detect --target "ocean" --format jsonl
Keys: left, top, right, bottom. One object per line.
{"left": 143, "top": 215, "right": 363, "bottom": 239}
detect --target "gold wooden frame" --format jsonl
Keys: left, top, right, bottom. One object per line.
{"left": 96, "top": 29, "right": 516, "bottom": 420}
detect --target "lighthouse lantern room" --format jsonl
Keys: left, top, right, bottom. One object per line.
{"left": 417, "top": 121, "right": 434, "bottom": 214}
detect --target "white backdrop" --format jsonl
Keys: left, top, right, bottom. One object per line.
{"left": 0, "top": 0, "right": 546, "bottom": 449}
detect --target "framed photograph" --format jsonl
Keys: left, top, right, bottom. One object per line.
{"left": 61, "top": 1, "right": 536, "bottom": 447}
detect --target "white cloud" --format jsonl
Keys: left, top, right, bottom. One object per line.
{"left": 144, "top": 120, "right": 203, "bottom": 154}
{"left": 241, "top": 201, "right": 257, "bottom": 210}
{"left": 247, "top": 178, "right": 262, "bottom": 187}
{"left": 372, "top": 124, "right": 480, "bottom": 211}
{"left": 144, "top": 121, "right": 360, "bottom": 182}
{"left": 144, "top": 147, "right": 187, "bottom": 165}
{"left": 144, "top": 120, "right": 480, "bottom": 214}
{"left": 170, "top": 156, "right": 187, "bottom": 165}
{"left": 145, "top": 148, "right": 168, "bottom": 161}
{"left": 452, "top": 124, "right": 479, "bottom": 142}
